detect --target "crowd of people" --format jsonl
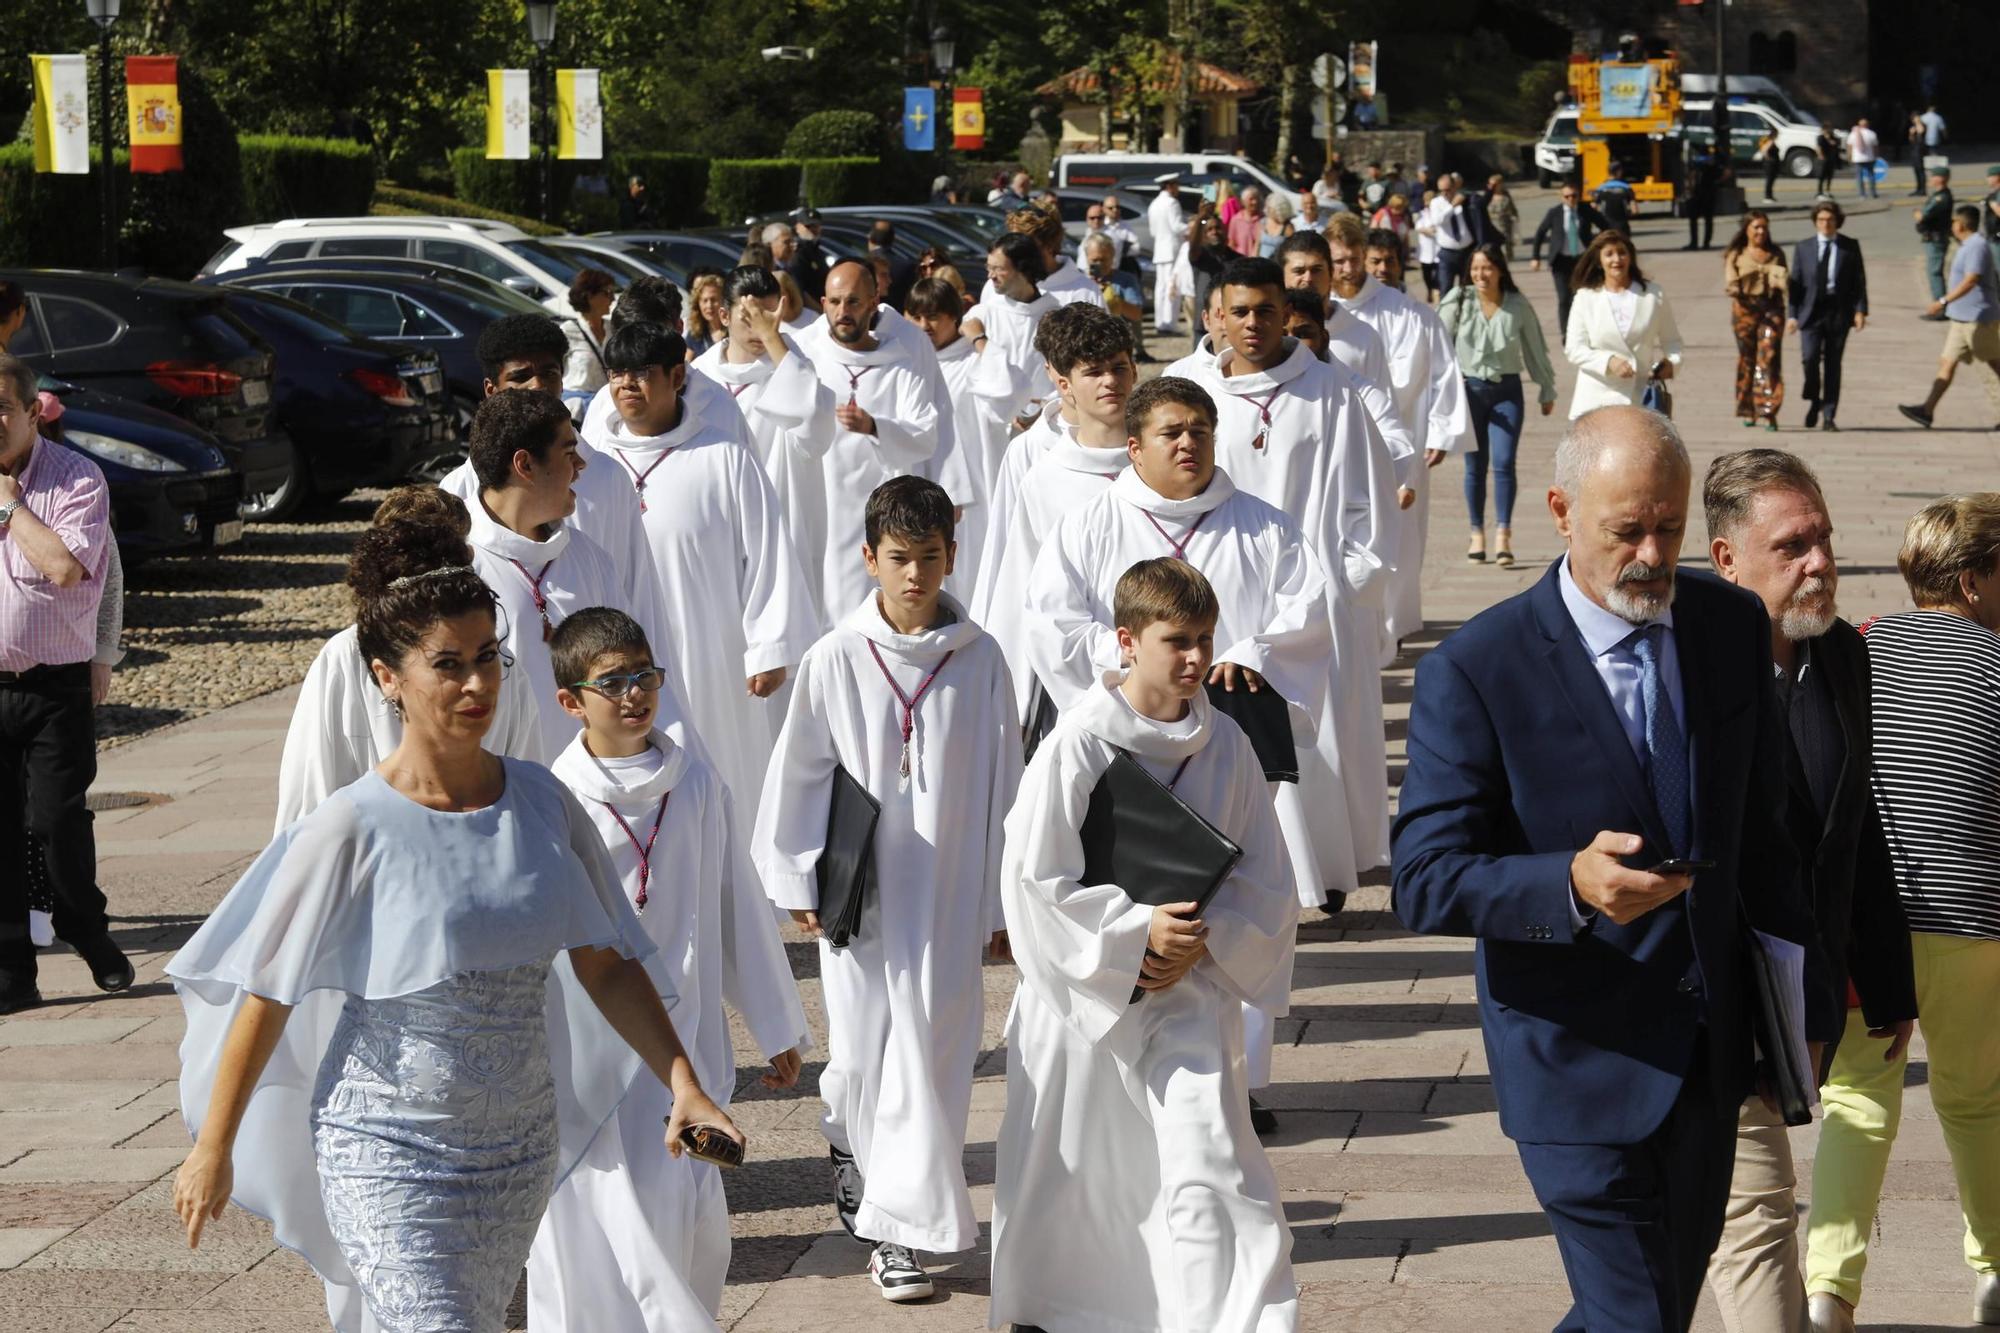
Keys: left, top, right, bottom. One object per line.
{"left": 0, "top": 159, "right": 1996, "bottom": 1333}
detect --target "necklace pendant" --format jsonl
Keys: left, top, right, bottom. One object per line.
{"left": 540, "top": 612, "right": 554, "bottom": 642}
{"left": 1251, "top": 430, "right": 1267, "bottom": 451}
{"left": 898, "top": 742, "right": 912, "bottom": 793}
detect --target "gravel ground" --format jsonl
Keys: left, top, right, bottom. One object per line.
{"left": 96, "top": 492, "right": 381, "bottom": 747}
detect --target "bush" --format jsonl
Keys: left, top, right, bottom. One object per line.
{"left": 121, "top": 67, "right": 244, "bottom": 278}
{"left": 239, "top": 135, "right": 377, "bottom": 223}
{"left": 801, "top": 156, "right": 882, "bottom": 208}
{"left": 784, "top": 110, "right": 882, "bottom": 160}
{"left": 0, "top": 144, "right": 129, "bottom": 269}
{"left": 706, "top": 159, "right": 803, "bottom": 225}
{"left": 610, "top": 151, "right": 710, "bottom": 228}
{"left": 371, "top": 183, "right": 561, "bottom": 236}
{"left": 448, "top": 146, "right": 586, "bottom": 225}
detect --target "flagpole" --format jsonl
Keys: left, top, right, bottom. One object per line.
{"left": 88, "top": 1, "right": 120, "bottom": 270}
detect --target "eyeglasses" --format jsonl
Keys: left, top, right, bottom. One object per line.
{"left": 570, "top": 666, "right": 665, "bottom": 698}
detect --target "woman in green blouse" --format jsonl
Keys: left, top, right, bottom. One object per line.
{"left": 1438, "top": 244, "right": 1558, "bottom": 566}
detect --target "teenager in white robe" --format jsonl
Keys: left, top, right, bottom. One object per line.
{"left": 530, "top": 607, "right": 807, "bottom": 1329}
{"left": 595, "top": 322, "right": 819, "bottom": 858}
{"left": 1191, "top": 263, "right": 1403, "bottom": 891}
{"left": 796, "top": 262, "right": 940, "bottom": 618}
{"left": 691, "top": 276, "right": 836, "bottom": 625}
{"left": 991, "top": 567, "right": 1299, "bottom": 1333}
{"left": 754, "top": 479, "right": 1019, "bottom": 1297}
{"left": 1276, "top": 228, "right": 1418, "bottom": 486}
{"left": 965, "top": 233, "right": 1062, "bottom": 430}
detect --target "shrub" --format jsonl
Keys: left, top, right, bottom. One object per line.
{"left": 448, "top": 146, "right": 585, "bottom": 224}
{"left": 706, "top": 159, "right": 803, "bottom": 225}
{"left": 801, "top": 156, "right": 883, "bottom": 208}
{"left": 610, "top": 151, "right": 710, "bottom": 227}
{"left": 239, "top": 135, "right": 377, "bottom": 223}
{"left": 120, "top": 67, "right": 244, "bottom": 278}
{"left": 371, "top": 183, "right": 561, "bottom": 236}
{"left": 784, "top": 109, "right": 882, "bottom": 160}
{"left": 0, "top": 144, "right": 128, "bottom": 269}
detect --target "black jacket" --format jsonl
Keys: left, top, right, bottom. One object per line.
{"left": 1530, "top": 201, "right": 1611, "bottom": 263}
{"left": 1918, "top": 187, "right": 1954, "bottom": 240}
{"left": 1788, "top": 233, "right": 1869, "bottom": 326}
{"left": 1785, "top": 620, "right": 1918, "bottom": 1049}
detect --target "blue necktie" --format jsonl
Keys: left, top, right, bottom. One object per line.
{"left": 1630, "top": 626, "right": 1690, "bottom": 857}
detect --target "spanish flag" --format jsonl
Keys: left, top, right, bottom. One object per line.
{"left": 953, "top": 88, "right": 985, "bottom": 151}
{"left": 556, "top": 69, "right": 602, "bottom": 161}
{"left": 29, "top": 54, "right": 90, "bottom": 175}
{"left": 486, "top": 69, "right": 530, "bottom": 160}
{"left": 126, "top": 55, "right": 183, "bottom": 173}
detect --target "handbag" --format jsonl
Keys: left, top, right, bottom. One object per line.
{"left": 1642, "top": 360, "right": 1673, "bottom": 417}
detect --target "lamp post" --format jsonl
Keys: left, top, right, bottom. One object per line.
{"left": 526, "top": 1, "right": 558, "bottom": 225}
{"left": 86, "top": 0, "right": 120, "bottom": 270}
{"left": 930, "top": 24, "right": 955, "bottom": 187}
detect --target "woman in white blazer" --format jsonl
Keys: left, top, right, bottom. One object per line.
{"left": 1563, "top": 230, "right": 1684, "bottom": 418}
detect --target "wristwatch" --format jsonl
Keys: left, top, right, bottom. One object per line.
{"left": 0, "top": 499, "right": 21, "bottom": 529}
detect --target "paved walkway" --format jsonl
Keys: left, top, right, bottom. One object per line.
{"left": 5, "top": 182, "right": 1997, "bottom": 1331}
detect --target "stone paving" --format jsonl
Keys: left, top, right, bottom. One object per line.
{"left": 4, "top": 170, "right": 1998, "bottom": 1331}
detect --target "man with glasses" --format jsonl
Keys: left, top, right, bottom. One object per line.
{"left": 0, "top": 353, "right": 130, "bottom": 1013}
{"left": 1530, "top": 181, "right": 1612, "bottom": 338}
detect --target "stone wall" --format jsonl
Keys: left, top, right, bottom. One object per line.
{"left": 1672, "top": 0, "right": 1869, "bottom": 123}
{"left": 1334, "top": 127, "right": 1447, "bottom": 177}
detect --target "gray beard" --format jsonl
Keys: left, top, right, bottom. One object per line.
{"left": 1779, "top": 583, "right": 1838, "bottom": 642}
{"left": 1604, "top": 565, "right": 1677, "bottom": 623}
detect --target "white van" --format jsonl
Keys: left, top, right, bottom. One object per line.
{"left": 1678, "top": 75, "right": 1820, "bottom": 128}
{"left": 1053, "top": 153, "right": 1299, "bottom": 207}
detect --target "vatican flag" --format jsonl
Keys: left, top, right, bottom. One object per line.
{"left": 486, "top": 69, "right": 530, "bottom": 160}
{"left": 30, "top": 54, "right": 91, "bottom": 175}
{"left": 556, "top": 69, "right": 602, "bottom": 160}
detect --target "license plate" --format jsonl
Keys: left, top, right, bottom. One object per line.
{"left": 212, "top": 519, "right": 245, "bottom": 547}
{"left": 419, "top": 371, "right": 443, "bottom": 396}
{"left": 242, "top": 379, "right": 270, "bottom": 407}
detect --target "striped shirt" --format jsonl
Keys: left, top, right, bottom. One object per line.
{"left": 0, "top": 437, "right": 110, "bottom": 672}
{"left": 1866, "top": 610, "right": 2000, "bottom": 939}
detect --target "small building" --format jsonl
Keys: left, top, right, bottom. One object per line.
{"left": 1037, "top": 54, "right": 1260, "bottom": 155}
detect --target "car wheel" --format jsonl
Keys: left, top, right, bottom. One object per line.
{"left": 1784, "top": 148, "right": 1817, "bottom": 179}
{"left": 240, "top": 445, "right": 312, "bottom": 522}
{"left": 1539, "top": 169, "right": 1556, "bottom": 188}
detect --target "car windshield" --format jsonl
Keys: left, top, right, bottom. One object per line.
{"left": 1545, "top": 115, "right": 1578, "bottom": 145}
{"left": 938, "top": 208, "right": 1005, "bottom": 243}
{"left": 556, "top": 245, "right": 658, "bottom": 282}
{"left": 503, "top": 239, "right": 597, "bottom": 283}
{"left": 231, "top": 290, "right": 366, "bottom": 343}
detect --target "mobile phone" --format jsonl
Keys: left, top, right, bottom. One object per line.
{"left": 1650, "top": 858, "right": 1715, "bottom": 876}
{"left": 672, "top": 1122, "right": 745, "bottom": 1170}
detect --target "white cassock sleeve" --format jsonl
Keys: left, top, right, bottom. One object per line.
{"left": 1336, "top": 402, "right": 1404, "bottom": 605}
{"left": 1348, "top": 333, "right": 1417, "bottom": 485}
{"left": 979, "top": 655, "right": 1025, "bottom": 935}
{"left": 1194, "top": 729, "right": 1302, "bottom": 1017}
{"left": 756, "top": 348, "right": 838, "bottom": 462}
{"left": 751, "top": 648, "right": 844, "bottom": 912}
{"left": 870, "top": 371, "right": 940, "bottom": 472}
{"left": 1021, "top": 517, "right": 1123, "bottom": 713}
{"left": 273, "top": 647, "right": 376, "bottom": 834}
{"left": 491, "top": 646, "right": 550, "bottom": 762}
{"left": 1420, "top": 312, "right": 1473, "bottom": 455}
{"left": 715, "top": 782, "right": 814, "bottom": 1061}
{"left": 726, "top": 443, "right": 818, "bottom": 677}
{"left": 1212, "top": 535, "right": 1333, "bottom": 724}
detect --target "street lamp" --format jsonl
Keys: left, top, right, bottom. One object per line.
{"left": 525, "top": 1, "right": 558, "bottom": 225}
{"left": 930, "top": 25, "right": 956, "bottom": 80}
{"left": 930, "top": 24, "right": 955, "bottom": 188}
{"left": 86, "top": 0, "right": 119, "bottom": 269}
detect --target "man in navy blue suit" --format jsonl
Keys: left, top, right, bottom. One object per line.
{"left": 1392, "top": 405, "right": 1825, "bottom": 1333}
{"left": 1786, "top": 200, "right": 1869, "bottom": 432}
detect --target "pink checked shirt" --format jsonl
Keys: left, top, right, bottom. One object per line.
{"left": 0, "top": 437, "right": 110, "bottom": 672}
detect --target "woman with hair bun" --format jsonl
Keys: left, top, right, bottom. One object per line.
{"left": 272, "top": 486, "right": 544, "bottom": 831}
{"left": 168, "top": 514, "right": 744, "bottom": 1333}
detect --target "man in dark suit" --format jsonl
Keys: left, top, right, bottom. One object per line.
{"left": 866, "top": 218, "right": 918, "bottom": 310}
{"left": 1787, "top": 201, "right": 1869, "bottom": 431}
{"left": 1700, "top": 449, "right": 1917, "bottom": 1333}
{"left": 1392, "top": 405, "right": 1827, "bottom": 1333}
{"left": 1530, "top": 182, "right": 1611, "bottom": 338}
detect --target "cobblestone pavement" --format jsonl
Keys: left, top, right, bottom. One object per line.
{"left": 5, "top": 173, "right": 1996, "bottom": 1331}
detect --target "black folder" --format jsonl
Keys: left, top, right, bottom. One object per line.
{"left": 1742, "top": 917, "right": 1816, "bottom": 1127}
{"left": 1204, "top": 680, "right": 1299, "bottom": 783}
{"left": 1078, "top": 751, "right": 1244, "bottom": 1002}
{"left": 1023, "top": 677, "right": 1060, "bottom": 765}
{"left": 815, "top": 765, "right": 881, "bottom": 949}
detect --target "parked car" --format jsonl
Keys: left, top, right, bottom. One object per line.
{"left": 209, "top": 287, "right": 458, "bottom": 513}
{"left": 1054, "top": 152, "right": 1301, "bottom": 208}
{"left": 1679, "top": 74, "right": 1820, "bottom": 127}
{"left": 1534, "top": 108, "right": 1581, "bottom": 186}
{"left": 1681, "top": 100, "right": 1823, "bottom": 178}
{"left": 0, "top": 269, "right": 294, "bottom": 519}
{"left": 545, "top": 236, "right": 683, "bottom": 287}
{"left": 39, "top": 376, "right": 243, "bottom": 561}
{"left": 592, "top": 231, "right": 748, "bottom": 277}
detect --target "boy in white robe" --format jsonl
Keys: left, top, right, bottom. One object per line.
{"left": 1021, "top": 376, "right": 1333, "bottom": 1118}
{"left": 964, "top": 232, "right": 1062, "bottom": 432}
{"left": 1275, "top": 229, "right": 1419, "bottom": 478}
{"left": 795, "top": 261, "right": 940, "bottom": 618}
{"left": 1190, "top": 256, "right": 1404, "bottom": 899}
{"left": 753, "top": 477, "right": 1021, "bottom": 1302}
{"left": 991, "top": 557, "right": 1300, "bottom": 1333}
{"left": 691, "top": 268, "right": 836, "bottom": 626}
{"left": 971, "top": 304, "right": 1139, "bottom": 722}
{"left": 530, "top": 608, "right": 809, "bottom": 1330}
{"left": 275, "top": 487, "right": 541, "bottom": 831}
{"left": 906, "top": 277, "right": 1010, "bottom": 601}
{"left": 596, "top": 319, "right": 819, "bottom": 858}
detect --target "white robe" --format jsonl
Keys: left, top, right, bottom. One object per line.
{"left": 752, "top": 594, "right": 1021, "bottom": 1252}
{"left": 928, "top": 334, "right": 1010, "bottom": 601}
{"left": 531, "top": 730, "right": 808, "bottom": 1328}
{"left": 966, "top": 289, "right": 1060, "bottom": 427}
{"left": 691, "top": 338, "right": 837, "bottom": 627}
{"left": 1323, "top": 303, "right": 1417, "bottom": 485}
{"left": 1341, "top": 275, "right": 1473, "bottom": 648}
{"left": 794, "top": 323, "right": 940, "bottom": 617}
{"left": 990, "top": 677, "right": 1299, "bottom": 1333}
{"left": 1036, "top": 255, "right": 1109, "bottom": 309}
{"left": 273, "top": 624, "right": 542, "bottom": 833}
{"left": 596, "top": 399, "right": 820, "bottom": 857}
{"left": 1192, "top": 340, "right": 1401, "bottom": 886}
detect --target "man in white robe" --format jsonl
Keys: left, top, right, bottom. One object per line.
{"left": 754, "top": 477, "right": 1020, "bottom": 1299}
{"left": 1148, "top": 174, "right": 1189, "bottom": 335}
{"left": 905, "top": 279, "right": 1010, "bottom": 601}
{"left": 1277, "top": 229, "right": 1419, "bottom": 480}
{"left": 596, "top": 319, "right": 819, "bottom": 860}
{"left": 795, "top": 261, "right": 939, "bottom": 617}
{"left": 991, "top": 559, "right": 1299, "bottom": 1333}
{"left": 1190, "top": 256, "right": 1403, "bottom": 895}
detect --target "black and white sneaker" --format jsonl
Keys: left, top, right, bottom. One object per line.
{"left": 869, "top": 1241, "right": 934, "bottom": 1301}
{"left": 829, "top": 1145, "right": 864, "bottom": 1239}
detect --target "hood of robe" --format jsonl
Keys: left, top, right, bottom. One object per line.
{"left": 693, "top": 339, "right": 777, "bottom": 389}
{"left": 1208, "top": 337, "right": 1316, "bottom": 397}
{"left": 466, "top": 493, "right": 573, "bottom": 565}
{"left": 600, "top": 388, "right": 727, "bottom": 456}
{"left": 838, "top": 590, "right": 986, "bottom": 659}
{"left": 1109, "top": 463, "right": 1236, "bottom": 520}
{"left": 551, "top": 728, "right": 691, "bottom": 806}
{"left": 1069, "top": 670, "right": 1213, "bottom": 763}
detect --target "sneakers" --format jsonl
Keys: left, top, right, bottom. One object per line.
{"left": 829, "top": 1144, "right": 864, "bottom": 1239}
{"left": 1898, "top": 403, "right": 1935, "bottom": 428}
{"left": 869, "top": 1241, "right": 934, "bottom": 1302}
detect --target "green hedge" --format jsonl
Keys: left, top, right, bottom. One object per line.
{"left": 706, "top": 159, "right": 802, "bottom": 225}
{"left": 240, "top": 135, "right": 377, "bottom": 224}
{"left": 784, "top": 110, "right": 881, "bottom": 160}
{"left": 613, "top": 151, "right": 710, "bottom": 227}
{"left": 0, "top": 144, "right": 129, "bottom": 268}
{"left": 801, "top": 156, "right": 882, "bottom": 209}
{"left": 371, "top": 183, "right": 561, "bottom": 236}
{"left": 448, "top": 146, "right": 587, "bottom": 224}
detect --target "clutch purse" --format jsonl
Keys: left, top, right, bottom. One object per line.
{"left": 815, "top": 765, "right": 881, "bottom": 949}
{"left": 1204, "top": 679, "right": 1298, "bottom": 783}
{"left": 674, "top": 1122, "right": 745, "bottom": 1169}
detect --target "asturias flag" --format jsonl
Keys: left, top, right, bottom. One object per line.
{"left": 903, "top": 87, "right": 936, "bottom": 153}
{"left": 126, "top": 55, "right": 183, "bottom": 174}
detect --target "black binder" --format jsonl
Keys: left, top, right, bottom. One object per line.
{"left": 815, "top": 765, "right": 881, "bottom": 949}
{"left": 1078, "top": 751, "right": 1244, "bottom": 1001}
{"left": 1204, "top": 680, "right": 1298, "bottom": 783}
{"left": 1023, "top": 677, "right": 1060, "bottom": 764}
{"left": 1742, "top": 916, "right": 1816, "bottom": 1127}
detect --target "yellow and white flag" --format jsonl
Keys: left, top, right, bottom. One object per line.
{"left": 556, "top": 69, "right": 602, "bottom": 160}
{"left": 485, "top": 69, "right": 530, "bottom": 160}
{"left": 30, "top": 54, "right": 91, "bottom": 175}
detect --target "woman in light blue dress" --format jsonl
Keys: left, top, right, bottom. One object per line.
{"left": 167, "top": 519, "right": 743, "bottom": 1333}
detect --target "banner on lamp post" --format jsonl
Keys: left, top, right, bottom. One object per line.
{"left": 486, "top": 69, "right": 530, "bottom": 160}
{"left": 556, "top": 68, "right": 601, "bottom": 160}
{"left": 126, "top": 55, "right": 183, "bottom": 173}
{"left": 952, "top": 88, "right": 985, "bottom": 150}
{"left": 903, "top": 87, "right": 936, "bottom": 152}
{"left": 29, "top": 54, "right": 90, "bottom": 175}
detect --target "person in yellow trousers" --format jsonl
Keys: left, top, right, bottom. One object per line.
{"left": 1804, "top": 495, "right": 2000, "bottom": 1332}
